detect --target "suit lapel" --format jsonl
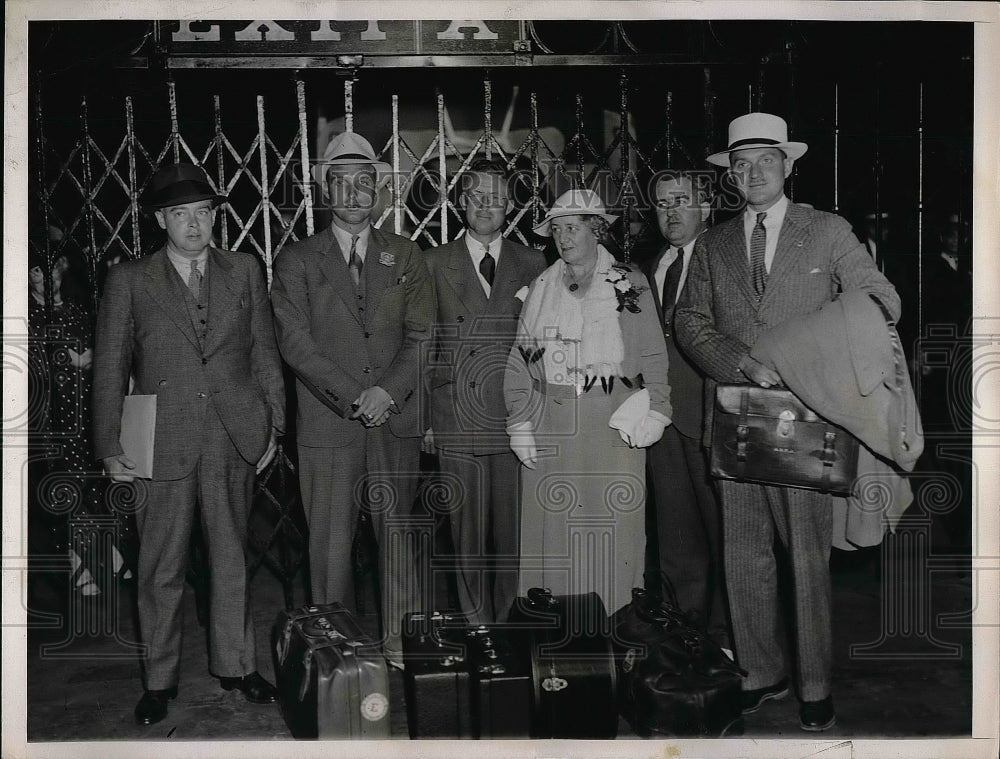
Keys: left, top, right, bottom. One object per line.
{"left": 144, "top": 249, "right": 200, "bottom": 350}
{"left": 365, "top": 227, "right": 403, "bottom": 324}
{"left": 718, "top": 216, "right": 759, "bottom": 306}
{"left": 444, "top": 238, "right": 488, "bottom": 314}
{"left": 317, "top": 226, "right": 364, "bottom": 328}
{"left": 204, "top": 248, "right": 239, "bottom": 352}
{"left": 648, "top": 244, "right": 668, "bottom": 323}
{"left": 763, "top": 202, "right": 810, "bottom": 303}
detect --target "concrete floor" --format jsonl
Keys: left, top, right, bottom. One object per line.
{"left": 23, "top": 516, "right": 972, "bottom": 745}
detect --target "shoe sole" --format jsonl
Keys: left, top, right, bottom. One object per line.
{"left": 741, "top": 685, "right": 790, "bottom": 714}
{"left": 800, "top": 715, "right": 837, "bottom": 732}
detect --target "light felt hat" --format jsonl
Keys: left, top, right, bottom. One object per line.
{"left": 532, "top": 189, "right": 619, "bottom": 236}
{"left": 706, "top": 112, "right": 808, "bottom": 167}
{"left": 312, "top": 131, "right": 392, "bottom": 191}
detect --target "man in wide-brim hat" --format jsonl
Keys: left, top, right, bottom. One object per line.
{"left": 675, "top": 113, "right": 902, "bottom": 733}
{"left": 271, "top": 132, "right": 434, "bottom": 667}
{"left": 93, "top": 161, "right": 286, "bottom": 725}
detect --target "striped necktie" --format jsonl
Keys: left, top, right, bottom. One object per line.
{"left": 750, "top": 212, "right": 767, "bottom": 297}
{"left": 348, "top": 235, "right": 363, "bottom": 287}
{"left": 188, "top": 259, "right": 202, "bottom": 301}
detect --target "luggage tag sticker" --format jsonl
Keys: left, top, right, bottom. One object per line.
{"left": 379, "top": 252, "right": 395, "bottom": 266}
{"left": 361, "top": 692, "right": 389, "bottom": 721}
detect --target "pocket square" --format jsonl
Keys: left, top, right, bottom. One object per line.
{"left": 809, "top": 268, "right": 823, "bottom": 274}
{"left": 515, "top": 286, "right": 529, "bottom": 302}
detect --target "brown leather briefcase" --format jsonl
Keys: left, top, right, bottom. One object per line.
{"left": 710, "top": 384, "right": 860, "bottom": 495}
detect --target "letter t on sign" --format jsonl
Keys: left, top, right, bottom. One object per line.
{"left": 436, "top": 20, "right": 499, "bottom": 40}
{"left": 233, "top": 21, "right": 296, "bottom": 42}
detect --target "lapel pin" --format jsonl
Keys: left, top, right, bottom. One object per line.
{"left": 379, "top": 252, "right": 395, "bottom": 266}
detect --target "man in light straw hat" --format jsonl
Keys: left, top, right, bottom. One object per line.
{"left": 271, "top": 131, "right": 434, "bottom": 667}
{"left": 675, "top": 113, "right": 901, "bottom": 732}
{"left": 94, "top": 162, "right": 286, "bottom": 725}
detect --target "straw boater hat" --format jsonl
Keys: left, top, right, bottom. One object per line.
{"left": 706, "top": 112, "right": 809, "bottom": 167}
{"left": 532, "top": 189, "right": 619, "bottom": 236}
{"left": 142, "top": 163, "right": 226, "bottom": 212}
{"left": 312, "top": 131, "right": 392, "bottom": 191}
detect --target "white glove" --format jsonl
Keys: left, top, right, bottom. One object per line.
{"left": 633, "top": 410, "right": 669, "bottom": 448}
{"left": 507, "top": 421, "right": 538, "bottom": 469}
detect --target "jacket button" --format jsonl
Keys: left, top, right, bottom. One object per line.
{"left": 469, "top": 349, "right": 477, "bottom": 356}
{"left": 196, "top": 392, "right": 206, "bottom": 399}
{"left": 468, "top": 381, "right": 476, "bottom": 389}
{"left": 364, "top": 332, "right": 371, "bottom": 338}
{"left": 201, "top": 358, "right": 207, "bottom": 365}
{"left": 457, "top": 315, "right": 465, "bottom": 322}
{"left": 158, "top": 379, "right": 167, "bottom": 386}
{"left": 363, "top": 367, "right": 371, "bottom": 374}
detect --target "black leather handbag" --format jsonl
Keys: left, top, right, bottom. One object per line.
{"left": 613, "top": 587, "right": 744, "bottom": 737}
{"left": 710, "top": 384, "right": 860, "bottom": 495}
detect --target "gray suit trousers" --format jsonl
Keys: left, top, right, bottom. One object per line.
{"left": 717, "top": 479, "right": 833, "bottom": 702}
{"left": 135, "top": 403, "right": 257, "bottom": 690}
{"left": 298, "top": 427, "right": 422, "bottom": 654}
{"left": 437, "top": 448, "right": 521, "bottom": 624}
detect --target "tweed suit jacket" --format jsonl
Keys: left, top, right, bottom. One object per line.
{"left": 270, "top": 224, "right": 435, "bottom": 447}
{"left": 92, "top": 247, "right": 286, "bottom": 480}
{"left": 674, "top": 202, "right": 901, "bottom": 446}
{"left": 646, "top": 235, "right": 708, "bottom": 441}
{"left": 425, "top": 237, "right": 547, "bottom": 454}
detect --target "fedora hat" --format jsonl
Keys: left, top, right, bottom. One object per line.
{"left": 706, "top": 112, "right": 808, "bottom": 167}
{"left": 312, "top": 131, "right": 392, "bottom": 191}
{"left": 142, "top": 163, "right": 226, "bottom": 212}
{"left": 533, "top": 189, "right": 619, "bottom": 236}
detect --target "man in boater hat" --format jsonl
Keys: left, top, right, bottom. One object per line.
{"left": 93, "top": 162, "right": 286, "bottom": 725}
{"left": 675, "top": 113, "right": 901, "bottom": 732}
{"left": 270, "top": 131, "right": 434, "bottom": 667}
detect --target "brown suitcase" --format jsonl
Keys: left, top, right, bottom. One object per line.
{"left": 710, "top": 384, "right": 859, "bottom": 495}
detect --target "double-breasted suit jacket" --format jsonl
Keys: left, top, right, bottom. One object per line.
{"left": 424, "top": 236, "right": 546, "bottom": 623}
{"left": 92, "top": 246, "right": 285, "bottom": 690}
{"left": 674, "top": 200, "right": 900, "bottom": 702}
{"left": 270, "top": 223, "right": 434, "bottom": 645}
{"left": 425, "top": 238, "right": 547, "bottom": 453}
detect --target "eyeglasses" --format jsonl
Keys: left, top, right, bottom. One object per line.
{"left": 465, "top": 190, "right": 509, "bottom": 209}
{"left": 653, "top": 198, "right": 693, "bottom": 211}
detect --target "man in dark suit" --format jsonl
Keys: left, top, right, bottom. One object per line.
{"left": 93, "top": 163, "right": 286, "bottom": 725}
{"left": 644, "top": 171, "right": 730, "bottom": 653}
{"left": 423, "top": 158, "right": 546, "bottom": 623}
{"left": 270, "top": 131, "right": 434, "bottom": 666}
{"left": 675, "top": 113, "right": 900, "bottom": 732}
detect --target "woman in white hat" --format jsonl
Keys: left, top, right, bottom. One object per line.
{"left": 503, "top": 189, "right": 672, "bottom": 615}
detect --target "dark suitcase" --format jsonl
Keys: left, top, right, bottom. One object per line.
{"left": 508, "top": 589, "right": 618, "bottom": 739}
{"left": 402, "top": 612, "right": 532, "bottom": 739}
{"left": 613, "top": 588, "right": 744, "bottom": 737}
{"left": 273, "top": 603, "right": 390, "bottom": 739}
{"left": 710, "top": 384, "right": 860, "bottom": 495}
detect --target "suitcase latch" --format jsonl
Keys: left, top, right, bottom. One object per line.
{"left": 776, "top": 409, "right": 796, "bottom": 438}
{"left": 542, "top": 676, "right": 568, "bottom": 692}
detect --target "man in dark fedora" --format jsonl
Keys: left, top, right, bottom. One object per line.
{"left": 675, "top": 113, "right": 900, "bottom": 732}
{"left": 93, "top": 162, "right": 286, "bottom": 725}
{"left": 270, "top": 131, "right": 434, "bottom": 666}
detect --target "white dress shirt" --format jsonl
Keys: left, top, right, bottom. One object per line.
{"left": 741, "top": 194, "right": 789, "bottom": 273}
{"left": 331, "top": 223, "right": 372, "bottom": 265}
{"left": 464, "top": 233, "right": 503, "bottom": 297}
{"left": 653, "top": 236, "right": 699, "bottom": 306}
{"left": 166, "top": 247, "right": 209, "bottom": 282}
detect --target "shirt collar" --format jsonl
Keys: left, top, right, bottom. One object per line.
{"left": 165, "top": 245, "right": 209, "bottom": 273}
{"left": 743, "top": 194, "right": 789, "bottom": 229}
{"left": 464, "top": 232, "right": 502, "bottom": 260}
{"left": 330, "top": 222, "right": 372, "bottom": 259}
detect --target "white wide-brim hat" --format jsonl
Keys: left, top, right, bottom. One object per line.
{"left": 312, "top": 131, "right": 392, "bottom": 190}
{"left": 706, "top": 112, "right": 809, "bottom": 167}
{"left": 533, "top": 189, "right": 619, "bottom": 236}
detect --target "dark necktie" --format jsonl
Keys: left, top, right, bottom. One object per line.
{"left": 348, "top": 235, "right": 363, "bottom": 287}
{"left": 479, "top": 247, "right": 496, "bottom": 287}
{"left": 750, "top": 212, "right": 767, "bottom": 297}
{"left": 188, "top": 259, "right": 202, "bottom": 301}
{"left": 661, "top": 247, "right": 685, "bottom": 312}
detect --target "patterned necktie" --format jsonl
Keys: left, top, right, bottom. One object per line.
{"left": 661, "top": 247, "right": 685, "bottom": 312}
{"left": 479, "top": 247, "right": 496, "bottom": 287}
{"left": 348, "top": 235, "right": 363, "bottom": 287}
{"left": 188, "top": 259, "right": 202, "bottom": 301}
{"left": 750, "top": 212, "right": 768, "bottom": 297}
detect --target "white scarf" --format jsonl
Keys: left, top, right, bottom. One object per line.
{"left": 517, "top": 245, "right": 626, "bottom": 387}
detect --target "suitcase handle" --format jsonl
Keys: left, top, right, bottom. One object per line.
{"left": 276, "top": 620, "right": 294, "bottom": 663}
{"left": 299, "top": 649, "right": 313, "bottom": 702}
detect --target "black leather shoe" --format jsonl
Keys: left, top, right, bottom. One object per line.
{"left": 219, "top": 672, "right": 278, "bottom": 704}
{"left": 134, "top": 686, "right": 177, "bottom": 726}
{"left": 799, "top": 696, "right": 837, "bottom": 731}
{"left": 740, "top": 677, "right": 790, "bottom": 714}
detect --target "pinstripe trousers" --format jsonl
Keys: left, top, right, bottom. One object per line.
{"left": 717, "top": 480, "right": 833, "bottom": 702}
